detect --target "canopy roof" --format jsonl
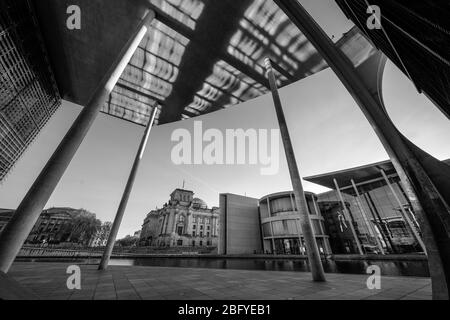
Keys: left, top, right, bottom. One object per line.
{"left": 34, "top": 0, "right": 367, "bottom": 127}
{"left": 304, "top": 159, "right": 450, "bottom": 192}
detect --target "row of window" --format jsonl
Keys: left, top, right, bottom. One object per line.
{"left": 177, "top": 215, "right": 213, "bottom": 224}
{"left": 192, "top": 224, "right": 210, "bottom": 230}
{"left": 192, "top": 216, "right": 211, "bottom": 224}
{"left": 176, "top": 239, "right": 212, "bottom": 246}
{"left": 262, "top": 219, "right": 325, "bottom": 237}
{"left": 192, "top": 231, "right": 211, "bottom": 237}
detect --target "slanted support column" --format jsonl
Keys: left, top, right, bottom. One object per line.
{"left": 334, "top": 179, "right": 364, "bottom": 255}
{"left": 265, "top": 58, "right": 325, "bottom": 281}
{"left": 274, "top": 0, "right": 450, "bottom": 300}
{"left": 0, "top": 10, "right": 155, "bottom": 273}
{"left": 351, "top": 179, "right": 385, "bottom": 255}
{"left": 380, "top": 170, "right": 427, "bottom": 254}
{"left": 99, "top": 106, "right": 158, "bottom": 270}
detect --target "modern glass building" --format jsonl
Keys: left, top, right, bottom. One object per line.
{"left": 0, "top": 0, "right": 61, "bottom": 181}
{"left": 259, "top": 191, "right": 331, "bottom": 255}
{"left": 304, "top": 160, "right": 450, "bottom": 255}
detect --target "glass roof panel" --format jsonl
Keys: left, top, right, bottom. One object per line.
{"left": 99, "top": 0, "right": 366, "bottom": 126}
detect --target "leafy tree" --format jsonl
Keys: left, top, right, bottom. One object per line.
{"left": 58, "top": 209, "right": 101, "bottom": 245}
{"left": 116, "top": 235, "right": 139, "bottom": 247}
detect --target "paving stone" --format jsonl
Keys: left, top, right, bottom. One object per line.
{"left": 8, "top": 262, "right": 432, "bottom": 300}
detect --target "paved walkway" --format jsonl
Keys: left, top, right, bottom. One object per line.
{"left": 8, "top": 262, "right": 431, "bottom": 300}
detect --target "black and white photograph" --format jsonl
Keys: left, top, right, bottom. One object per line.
{"left": 0, "top": 0, "right": 449, "bottom": 311}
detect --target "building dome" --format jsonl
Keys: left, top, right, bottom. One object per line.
{"left": 192, "top": 198, "right": 207, "bottom": 209}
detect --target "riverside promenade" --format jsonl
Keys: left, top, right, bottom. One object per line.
{"left": 5, "top": 262, "right": 431, "bottom": 300}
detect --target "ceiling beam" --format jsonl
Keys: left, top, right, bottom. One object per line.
{"left": 116, "top": 82, "right": 165, "bottom": 105}
{"left": 145, "top": 2, "right": 271, "bottom": 89}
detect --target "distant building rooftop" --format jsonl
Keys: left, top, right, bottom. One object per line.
{"left": 304, "top": 159, "right": 450, "bottom": 190}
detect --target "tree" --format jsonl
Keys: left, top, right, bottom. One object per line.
{"left": 58, "top": 209, "right": 101, "bottom": 245}
{"left": 116, "top": 235, "right": 139, "bottom": 247}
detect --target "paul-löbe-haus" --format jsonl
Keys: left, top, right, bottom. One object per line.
{"left": 218, "top": 159, "right": 444, "bottom": 256}
{"left": 0, "top": 0, "right": 449, "bottom": 300}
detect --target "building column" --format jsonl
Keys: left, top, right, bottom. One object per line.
{"left": 294, "top": 218, "right": 305, "bottom": 256}
{"left": 266, "top": 197, "right": 277, "bottom": 255}
{"left": 0, "top": 10, "right": 155, "bottom": 273}
{"left": 172, "top": 211, "right": 179, "bottom": 234}
{"left": 364, "top": 192, "right": 397, "bottom": 254}
{"left": 186, "top": 211, "right": 192, "bottom": 235}
{"left": 265, "top": 58, "right": 325, "bottom": 281}
{"left": 380, "top": 170, "right": 427, "bottom": 253}
{"left": 334, "top": 179, "right": 364, "bottom": 255}
{"left": 98, "top": 105, "right": 158, "bottom": 270}
{"left": 269, "top": 220, "right": 276, "bottom": 255}
{"left": 351, "top": 179, "right": 385, "bottom": 255}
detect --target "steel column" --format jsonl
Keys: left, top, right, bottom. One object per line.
{"left": 98, "top": 106, "right": 158, "bottom": 270}
{"left": 351, "top": 179, "right": 385, "bottom": 254}
{"left": 265, "top": 58, "right": 325, "bottom": 281}
{"left": 334, "top": 179, "right": 364, "bottom": 255}
{"left": 380, "top": 169, "right": 427, "bottom": 254}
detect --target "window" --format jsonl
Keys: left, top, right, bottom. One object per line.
{"left": 207, "top": 225, "right": 210, "bottom": 230}
{"left": 206, "top": 232, "right": 210, "bottom": 237}
{"left": 179, "top": 215, "right": 185, "bottom": 222}
{"left": 199, "top": 241, "right": 203, "bottom": 246}
{"left": 177, "top": 239, "right": 183, "bottom": 246}
{"left": 193, "top": 225, "right": 196, "bottom": 229}
{"left": 192, "top": 231, "right": 196, "bottom": 236}
{"left": 200, "top": 225, "right": 204, "bottom": 230}
{"left": 207, "top": 240, "right": 211, "bottom": 246}
{"left": 205, "top": 218, "right": 210, "bottom": 224}
{"left": 177, "top": 226, "right": 183, "bottom": 235}
{"left": 192, "top": 240, "right": 195, "bottom": 246}
{"left": 270, "top": 197, "right": 294, "bottom": 215}
{"left": 262, "top": 223, "right": 271, "bottom": 237}
{"left": 199, "top": 217, "right": 204, "bottom": 223}
{"left": 200, "top": 231, "right": 203, "bottom": 237}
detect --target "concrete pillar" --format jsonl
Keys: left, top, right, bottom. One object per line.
{"left": 380, "top": 170, "right": 427, "bottom": 253}
{"left": 265, "top": 58, "right": 325, "bottom": 281}
{"left": 274, "top": 0, "right": 450, "bottom": 299}
{"left": 0, "top": 10, "right": 155, "bottom": 273}
{"left": 334, "top": 179, "right": 364, "bottom": 255}
{"left": 351, "top": 179, "right": 385, "bottom": 255}
{"left": 98, "top": 105, "right": 158, "bottom": 270}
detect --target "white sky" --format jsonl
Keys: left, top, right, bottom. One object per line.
{"left": 0, "top": 1, "right": 449, "bottom": 238}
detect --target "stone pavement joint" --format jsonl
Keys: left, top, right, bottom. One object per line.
{"left": 7, "top": 262, "right": 432, "bottom": 300}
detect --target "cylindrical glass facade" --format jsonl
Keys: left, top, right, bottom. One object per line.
{"left": 259, "top": 191, "right": 331, "bottom": 255}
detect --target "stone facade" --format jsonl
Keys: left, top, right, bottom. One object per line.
{"left": 140, "top": 189, "right": 219, "bottom": 248}
{"left": 89, "top": 222, "right": 112, "bottom": 247}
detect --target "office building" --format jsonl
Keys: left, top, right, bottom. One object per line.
{"left": 219, "top": 191, "right": 331, "bottom": 255}
{"left": 218, "top": 193, "right": 262, "bottom": 255}
{"left": 259, "top": 191, "right": 331, "bottom": 255}
{"left": 0, "top": 0, "right": 61, "bottom": 181}
{"left": 303, "top": 159, "right": 447, "bottom": 254}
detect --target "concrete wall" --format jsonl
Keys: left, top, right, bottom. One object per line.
{"left": 219, "top": 194, "right": 262, "bottom": 255}
{"left": 33, "top": 0, "right": 149, "bottom": 105}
